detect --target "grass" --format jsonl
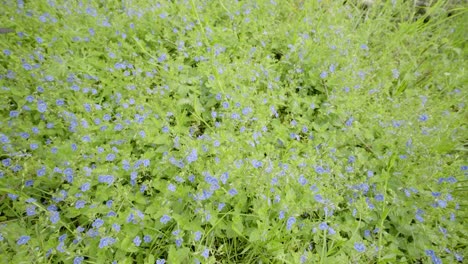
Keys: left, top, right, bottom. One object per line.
{"left": 0, "top": 0, "right": 467, "bottom": 263}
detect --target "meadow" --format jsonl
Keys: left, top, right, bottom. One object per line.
{"left": 0, "top": 0, "right": 467, "bottom": 263}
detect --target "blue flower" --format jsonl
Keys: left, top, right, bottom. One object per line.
{"left": 50, "top": 211, "right": 60, "bottom": 224}
{"left": 143, "top": 235, "right": 152, "bottom": 243}
{"left": 345, "top": 117, "right": 354, "bottom": 126}
{"left": 75, "top": 200, "right": 86, "bottom": 209}
{"left": 17, "top": 235, "right": 31, "bottom": 245}
{"left": 175, "top": 238, "right": 183, "bottom": 247}
{"left": 156, "top": 259, "right": 166, "bottom": 264}
{"left": 286, "top": 217, "right": 296, "bottom": 231}
{"left": 92, "top": 218, "right": 104, "bottom": 228}
{"left": 168, "top": 183, "right": 176, "bottom": 192}
{"left": 419, "top": 114, "right": 429, "bottom": 122}
{"left": 354, "top": 242, "right": 366, "bottom": 252}
{"left": 298, "top": 175, "right": 307, "bottom": 186}
{"left": 425, "top": 250, "right": 442, "bottom": 264}
{"left": 201, "top": 248, "right": 210, "bottom": 259}
{"left": 73, "top": 256, "right": 84, "bottom": 264}
{"left": 194, "top": 231, "right": 202, "bottom": 242}
{"left": 133, "top": 236, "right": 142, "bottom": 246}
{"left": 228, "top": 188, "right": 238, "bottom": 196}
{"left": 80, "top": 183, "right": 90, "bottom": 192}
{"left": 392, "top": 69, "right": 400, "bottom": 79}
{"left": 319, "top": 222, "right": 328, "bottom": 230}
{"left": 220, "top": 172, "right": 229, "bottom": 184}
{"left": 187, "top": 149, "right": 198, "bottom": 163}
{"left": 98, "top": 175, "right": 114, "bottom": 185}
{"left": 26, "top": 205, "right": 36, "bottom": 216}
{"left": 160, "top": 215, "right": 171, "bottom": 224}
{"left": 37, "top": 166, "right": 46, "bottom": 177}
{"left": 375, "top": 194, "right": 384, "bottom": 202}
{"left": 37, "top": 100, "right": 47, "bottom": 113}
{"left": 112, "top": 223, "right": 121, "bottom": 232}
{"left": 106, "top": 153, "right": 116, "bottom": 161}
{"left": 63, "top": 168, "right": 74, "bottom": 183}
{"left": 98, "top": 237, "right": 116, "bottom": 248}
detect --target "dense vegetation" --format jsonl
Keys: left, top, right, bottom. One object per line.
{"left": 0, "top": 0, "right": 466, "bottom": 263}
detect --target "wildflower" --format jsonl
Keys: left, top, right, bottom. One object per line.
{"left": 286, "top": 217, "right": 296, "bottom": 230}
{"left": 175, "top": 238, "right": 183, "bottom": 247}
{"left": 75, "top": 200, "right": 86, "bottom": 209}
{"left": 160, "top": 215, "right": 171, "bottom": 224}
{"left": 80, "top": 183, "right": 90, "bottom": 192}
{"left": 425, "top": 250, "right": 442, "bottom": 264}
{"left": 392, "top": 69, "right": 400, "bottom": 79}
{"left": 98, "top": 237, "right": 116, "bottom": 248}
{"left": 375, "top": 194, "right": 384, "bottom": 202}
{"left": 92, "top": 218, "right": 104, "bottom": 228}
{"left": 74, "top": 257, "right": 84, "bottom": 264}
{"left": 98, "top": 175, "right": 114, "bottom": 185}
{"left": 298, "top": 175, "right": 307, "bottom": 186}
{"left": 156, "top": 259, "right": 166, "bottom": 264}
{"left": 143, "top": 235, "right": 152, "bottom": 243}
{"left": 37, "top": 100, "right": 47, "bottom": 113}
{"left": 319, "top": 222, "right": 328, "bottom": 230}
{"left": 345, "top": 117, "right": 354, "bottom": 126}
{"left": 17, "top": 235, "right": 31, "bottom": 245}
{"left": 133, "top": 236, "right": 142, "bottom": 246}
{"left": 112, "top": 223, "right": 121, "bottom": 232}
{"left": 354, "top": 242, "right": 366, "bottom": 253}
{"left": 419, "top": 114, "right": 428, "bottom": 122}
{"left": 50, "top": 211, "right": 60, "bottom": 224}
{"left": 106, "top": 153, "right": 116, "bottom": 161}
{"left": 228, "top": 188, "right": 238, "bottom": 196}
{"left": 187, "top": 149, "right": 198, "bottom": 163}
{"left": 201, "top": 248, "right": 210, "bottom": 259}
{"left": 26, "top": 205, "right": 36, "bottom": 216}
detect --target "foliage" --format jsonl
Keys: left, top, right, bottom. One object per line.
{"left": 0, "top": 0, "right": 466, "bottom": 263}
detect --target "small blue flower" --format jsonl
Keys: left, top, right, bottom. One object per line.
{"left": 187, "top": 149, "right": 198, "bottom": 163}
{"left": 156, "top": 259, "right": 166, "bottom": 264}
{"left": 26, "top": 205, "right": 36, "bottom": 216}
{"left": 92, "top": 218, "right": 104, "bottom": 228}
{"left": 354, "top": 242, "right": 366, "bottom": 253}
{"left": 201, "top": 248, "right": 210, "bottom": 259}
{"left": 73, "top": 256, "right": 84, "bottom": 264}
{"left": 298, "top": 175, "right": 307, "bottom": 186}
{"left": 392, "top": 69, "right": 400, "bottom": 79}
{"left": 98, "top": 175, "right": 114, "bottom": 185}
{"left": 143, "top": 235, "right": 152, "bottom": 243}
{"left": 106, "top": 153, "right": 116, "bottom": 161}
{"left": 286, "top": 217, "right": 296, "bottom": 230}
{"left": 228, "top": 188, "right": 238, "bottom": 196}
{"left": 17, "top": 235, "right": 31, "bottom": 245}
{"left": 50, "top": 211, "right": 60, "bottom": 224}
{"left": 75, "top": 200, "right": 86, "bottom": 209}
{"left": 98, "top": 237, "right": 116, "bottom": 248}
{"left": 37, "top": 166, "right": 46, "bottom": 177}
{"left": 133, "top": 236, "right": 142, "bottom": 246}
{"left": 375, "top": 194, "right": 384, "bottom": 202}
{"left": 80, "top": 183, "right": 90, "bottom": 192}
{"left": 167, "top": 183, "right": 176, "bottom": 192}
{"left": 160, "top": 215, "right": 171, "bottom": 224}
{"left": 112, "top": 223, "right": 121, "bottom": 232}
{"left": 37, "top": 100, "right": 47, "bottom": 113}
{"left": 419, "top": 114, "right": 429, "bottom": 122}
{"left": 319, "top": 222, "right": 328, "bottom": 230}
{"left": 345, "top": 117, "right": 354, "bottom": 126}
